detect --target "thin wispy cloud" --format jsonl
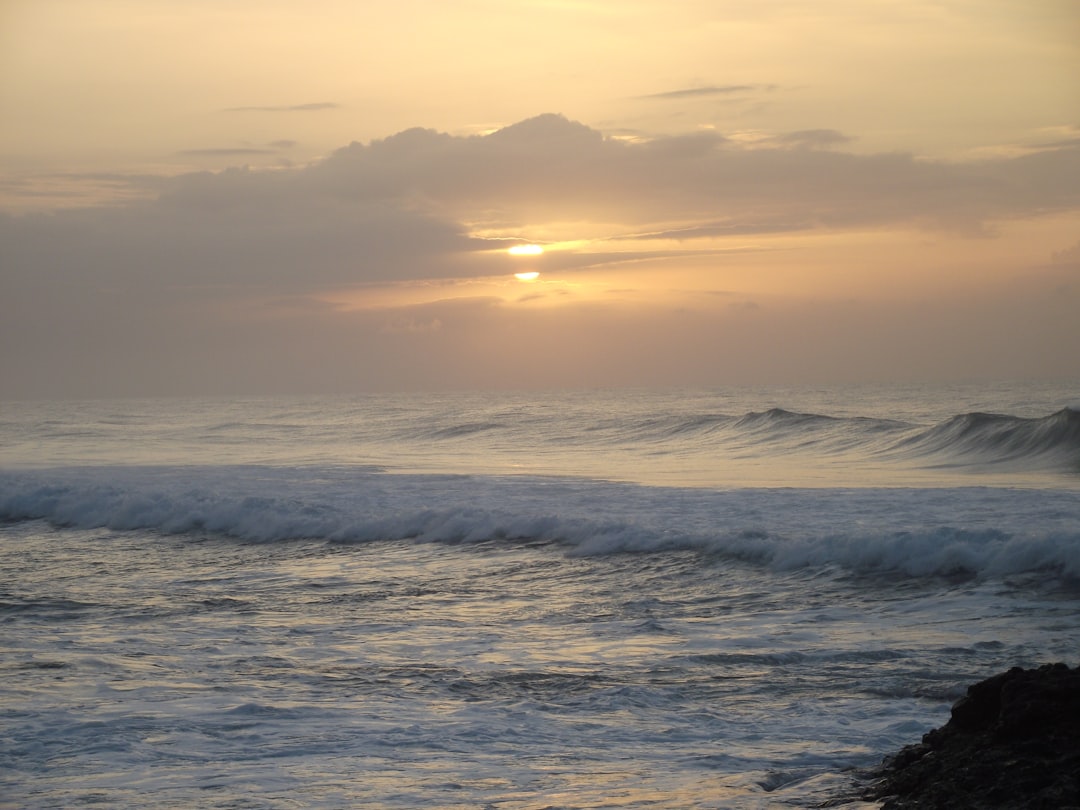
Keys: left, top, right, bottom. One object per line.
{"left": 769, "top": 129, "right": 853, "bottom": 149}
{"left": 176, "top": 148, "right": 277, "bottom": 156}
{"left": 620, "top": 221, "right": 808, "bottom": 241}
{"left": 222, "top": 102, "right": 341, "bottom": 113}
{"left": 1039, "top": 137, "right": 1080, "bottom": 150}
{"left": 638, "top": 85, "right": 771, "bottom": 100}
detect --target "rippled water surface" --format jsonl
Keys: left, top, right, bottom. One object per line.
{"left": 3, "top": 382, "right": 1079, "bottom": 808}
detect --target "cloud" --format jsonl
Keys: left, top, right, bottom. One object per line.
{"left": 4, "top": 115, "right": 1078, "bottom": 293}
{"left": 1032, "top": 126, "right": 1080, "bottom": 152}
{"left": 175, "top": 141, "right": 298, "bottom": 157}
{"left": 223, "top": 102, "right": 340, "bottom": 112}
{"left": 620, "top": 221, "right": 806, "bottom": 240}
{"left": 516, "top": 247, "right": 750, "bottom": 272}
{"left": 0, "top": 194, "right": 486, "bottom": 302}
{"left": 638, "top": 85, "right": 769, "bottom": 100}
{"left": 1039, "top": 137, "right": 1080, "bottom": 150}
{"left": 769, "top": 129, "right": 853, "bottom": 149}
{"left": 380, "top": 315, "right": 444, "bottom": 335}
{"left": 2, "top": 113, "right": 1078, "bottom": 344}
{"left": 1052, "top": 240, "right": 1080, "bottom": 266}
{"left": 309, "top": 113, "right": 1080, "bottom": 234}
{"left": 2, "top": 112, "right": 1079, "bottom": 396}
{"left": 13, "top": 278, "right": 1064, "bottom": 398}
{"left": 176, "top": 148, "right": 277, "bottom": 156}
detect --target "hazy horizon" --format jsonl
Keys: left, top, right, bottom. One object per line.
{"left": 2, "top": 1, "right": 1078, "bottom": 399}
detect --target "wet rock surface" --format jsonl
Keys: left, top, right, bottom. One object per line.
{"left": 862, "top": 663, "right": 1080, "bottom": 809}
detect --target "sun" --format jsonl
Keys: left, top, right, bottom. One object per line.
{"left": 508, "top": 244, "right": 544, "bottom": 256}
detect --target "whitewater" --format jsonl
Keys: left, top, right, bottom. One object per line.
{"left": 2, "top": 381, "right": 1079, "bottom": 808}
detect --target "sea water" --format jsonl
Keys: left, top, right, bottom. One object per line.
{"left": 2, "top": 381, "right": 1079, "bottom": 808}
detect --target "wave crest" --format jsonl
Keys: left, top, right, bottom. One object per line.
{"left": 892, "top": 408, "right": 1080, "bottom": 469}
{"left": 3, "top": 467, "right": 1078, "bottom": 583}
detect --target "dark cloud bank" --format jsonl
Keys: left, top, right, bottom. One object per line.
{"left": 2, "top": 115, "right": 1078, "bottom": 397}
{"left": 6, "top": 114, "right": 1078, "bottom": 282}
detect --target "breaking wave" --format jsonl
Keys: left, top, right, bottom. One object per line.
{"left": 2, "top": 466, "right": 1078, "bottom": 581}
{"left": 604, "top": 406, "right": 1080, "bottom": 470}
{"left": 887, "top": 408, "right": 1080, "bottom": 469}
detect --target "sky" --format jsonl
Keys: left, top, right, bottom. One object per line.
{"left": 1, "top": 0, "right": 1078, "bottom": 398}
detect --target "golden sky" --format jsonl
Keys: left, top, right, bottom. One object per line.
{"left": 1, "top": 0, "right": 1078, "bottom": 397}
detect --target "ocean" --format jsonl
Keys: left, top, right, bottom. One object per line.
{"left": 2, "top": 381, "right": 1079, "bottom": 809}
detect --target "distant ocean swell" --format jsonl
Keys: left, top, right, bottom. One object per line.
{"left": 387, "top": 407, "right": 1080, "bottom": 469}
{"left": 888, "top": 407, "right": 1080, "bottom": 467}
{"left": 3, "top": 467, "right": 1079, "bottom": 581}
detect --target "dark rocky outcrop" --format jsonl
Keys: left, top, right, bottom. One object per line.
{"left": 862, "top": 663, "right": 1080, "bottom": 809}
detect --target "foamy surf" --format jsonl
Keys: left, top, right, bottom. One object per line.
{"left": 3, "top": 383, "right": 1078, "bottom": 809}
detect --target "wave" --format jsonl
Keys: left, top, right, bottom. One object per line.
{"left": 7, "top": 393, "right": 1078, "bottom": 486}
{"left": 510, "top": 404, "right": 1080, "bottom": 468}
{"left": 734, "top": 408, "right": 842, "bottom": 430}
{"left": 616, "top": 413, "right": 735, "bottom": 441}
{"left": 889, "top": 408, "right": 1080, "bottom": 470}
{"left": 3, "top": 466, "right": 1078, "bottom": 582}
{"left": 631, "top": 406, "right": 1080, "bottom": 470}
{"left": 415, "top": 421, "right": 506, "bottom": 440}
{"left": 720, "top": 407, "right": 1080, "bottom": 469}
{"left": 573, "top": 405, "right": 1080, "bottom": 473}
{"left": 603, "top": 408, "right": 906, "bottom": 443}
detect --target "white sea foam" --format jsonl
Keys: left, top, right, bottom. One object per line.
{"left": 3, "top": 465, "right": 1078, "bottom": 580}
{"left": 3, "top": 385, "right": 1079, "bottom": 809}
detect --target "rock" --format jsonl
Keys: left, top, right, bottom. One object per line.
{"left": 862, "top": 663, "right": 1080, "bottom": 809}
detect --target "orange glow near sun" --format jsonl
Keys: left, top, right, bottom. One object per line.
{"left": 508, "top": 244, "right": 544, "bottom": 256}
{"left": 514, "top": 271, "right": 540, "bottom": 281}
